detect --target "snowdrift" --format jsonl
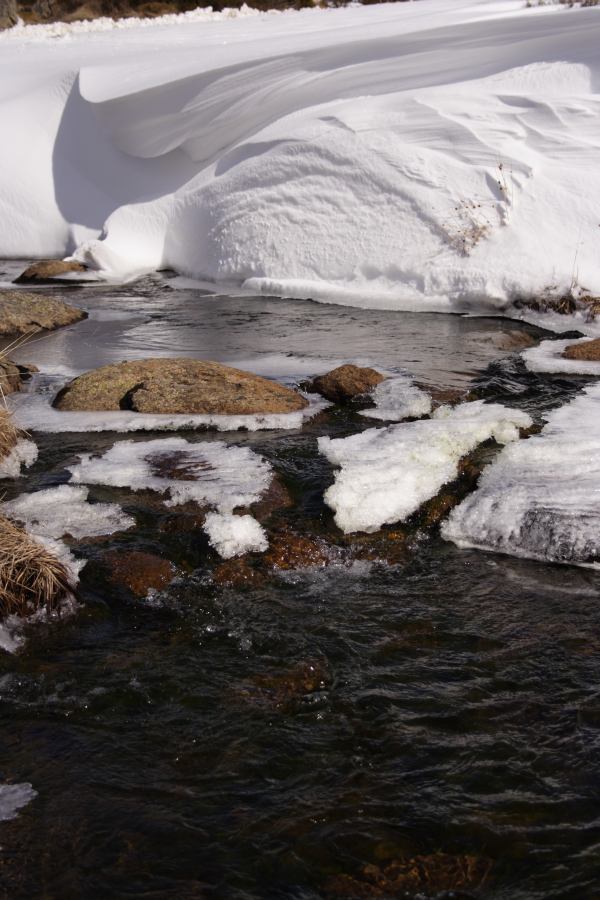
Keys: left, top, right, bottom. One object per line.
{"left": 1, "top": 0, "right": 600, "bottom": 311}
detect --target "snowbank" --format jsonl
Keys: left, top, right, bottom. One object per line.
{"left": 443, "top": 382, "right": 600, "bottom": 568}
{"left": 1, "top": 1, "right": 599, "bottom": 312}
{"left": 319, "top": 401, "right": 531, "bottom": 533}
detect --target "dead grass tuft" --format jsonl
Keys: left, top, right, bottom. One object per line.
{"left": 0, "top": 515, "right": 72, "bottom": 617}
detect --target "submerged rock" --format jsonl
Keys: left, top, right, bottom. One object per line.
{"left": 263, "top": 530, "right": 331, "bottom": 570}
{"left": 563, "top": 337, "right": 600, "bottom": 362}
{"left": 14, "top": 260, "right": 88, "bottom": 284}
{"left": 54, "top": 358, "right": 309, "bottom": 415}
{"left": 325, "top": 853, "right": 493, "bottom": 898}
{"left": 103, "top": 550, "right": 177, "bottom": 598}
{"left": 0, "top": 290, "right": 86, "bottom": 336}
{"left": 307, "top": 364, "right": 385, "bottom": 404}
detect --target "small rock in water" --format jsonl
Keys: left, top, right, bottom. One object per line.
{"left": 54, "top": 358, "right": 308, "bottom": 415}
{"left": 0, "top": 358, "right": 37, "bottom": 395}
{"left": 307, "top": 364, "right": 385, "bottom": 404}
{"left": 263, "top": 530, "right": 331, "bottom": 570}
{"left": 14, "top": 259, "right": 88, "bottom": 284}
{"left": 0, "top": 290, "right": 85, "bottom": 336}
{"left": 104, "top": 550, "right": 177, "bottom": 599}
{"left": 563, "top": 337, "right": 600, "bottom": 362}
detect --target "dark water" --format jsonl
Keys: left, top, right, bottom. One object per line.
{"left": 1, "top": 266, "right": 600, "bottom": 899}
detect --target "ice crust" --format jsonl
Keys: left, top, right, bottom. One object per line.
{"left": 319, "top": 401, "right": 532, "bottom": 534}
{"left": 68, "top": 437, "right": 272, "bottom": 556}
{"left": 1, "top": 2, "right": 599, "bottom": 312}
{"left": 9, "top": 388, "right": 326, "bottom": 434}
{"left": 360, "top": 376, "right": 432, "bottom": 422}
{"left": 2, "top": 484, "right": 134, "bottom": 538}
{"left": 204, "top": 512, "right": 268, "bottom": 559}
{"left": 0, "top": 440, "right": 38, "bottom": 479}
{"left": 522, "top": 339, "right": 600, "bottom": 376}
{"left": 68, "top": 437, "right": 272, "bottom": 510}
{"left": 443, "top": 382, "right": 600, "bottom": 568}
{"left": 0, "top": 783, "right": 37, "bottom": 821}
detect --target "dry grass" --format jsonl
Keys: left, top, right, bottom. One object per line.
{"left": 514, "top": 287, "right": 600, "bottom": 321}
{"left": 0, "top": 515, "right": 72, "bottom": 616}
{"left": 0, "top": 407, "right": 21, "bottom": 462}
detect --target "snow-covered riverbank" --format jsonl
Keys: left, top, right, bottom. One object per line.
{"left": 1, "top": 0, "right": 599, "bottom": 313}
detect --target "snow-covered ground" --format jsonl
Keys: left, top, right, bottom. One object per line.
{"left": 1, "top": 1, "right": 599, "bottom": 314}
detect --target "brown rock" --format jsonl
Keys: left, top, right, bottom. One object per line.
{"left": 325, "top": 853, "right": 493, "bottom": 898}
{"left": 14, "top": 259, "right": 88, "bottom": 284}
{"left": 263, "top": 530, "right": 330, "bottom": 570}
{"left": 563, "top": 337, "right": 600, "bottom": 362}
{"left": 249, "top": 477, "right": 294, "bottom": 523}
{"left": 307, "top": 364, "right": 385, "bottom": 404}
{"left": 212, "top": 557, "right": 264, "bottom": 589}
{"left": 0, "top": 0, "right": 17, "bottom": 28}
{"left": 418, "top": 384, "right": 467, "bottom": 407}
{"left": 104, "top": 550, "right": 176, "bottom": 598}
{"left": 53, "top": 358, "right": 308, "bottom": 415}
{"left": 0, "top": 358, "right": 26, "bottom": 395}
{"left": 236, "top": 658, "right": 331, "bottom": 710}
{"left": 0, "top": 290, "right": 85, "bottom": 336}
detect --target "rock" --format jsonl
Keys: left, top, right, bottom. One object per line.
{"left": 53, "top": 358, "right": 309, "bottom": 415}
{"left": 212, "top": 557, "right": 264, "bottom": 589}
{"left": 563, "top": 337, "right": 600, "bottom": 362}
{"left": 14, "top": 259, "right": 88, "bottom": 284}
{"left": 0, "top": 358, "right": 37, "bottom": 395}
{"left": 307, "top": 364, "right": 385, "bottom": 404}
{"left": 418, "top": 384, "right": 467, "bottom": 407}
{"left": 263, "top": 530, "right": 331, "bottom": 570}
{"left": 0, "top": 0, "right": 17, "bottom": 28}
{"left": 236, "top": 658, "right": 331, "bottom": 710}
{"left": 249, "top": 477, "right": 294, "bottom": 523}
{"left": 474, "top": 329, "right": 538, "bottom": 352}
{"left": 103, "top": 550, "right": 176, "bottom": 598}
{"left": 0, "top": 290, "right": 86, "bottom": 336}
{"left": 325, "top": 853, "right": 493, "bottom": 898}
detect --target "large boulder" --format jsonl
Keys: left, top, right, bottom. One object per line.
{"left": 307, "top": 364, "right": 385, "bottom": 404}
{"left": 0, "top": 291, "right": 86, "bottom": 335}
{"left": 54, "top": 358, "right": 309, "bottom": 415}
{"left": 14, "top": 259, "right": 88, "bottom": 284}
{"left": 563, "top": 338, "right": 600, "bottom": 362}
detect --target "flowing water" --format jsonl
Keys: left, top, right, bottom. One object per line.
{"left": 1, "top": 262, "right": 600, "bottom": 900}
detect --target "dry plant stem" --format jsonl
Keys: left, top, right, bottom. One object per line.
{"left": 0, "top": 515, "right": 71, "bottom": 616}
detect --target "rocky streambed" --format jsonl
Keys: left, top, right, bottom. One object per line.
{"left": 1, "top": 260, "right": 600, "bottom": 900}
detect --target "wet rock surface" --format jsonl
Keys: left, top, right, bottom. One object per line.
{"left": 103, "top": 550, "right": 177, "bottom": 598}
{"left": 0, "top": 290, "right": 85, "bottom": 337}
{"left": 14, "top": 259, "right": 88, "bottom": 284}
{"left": 307, "top": 364, "right": 386, "bottom": 404}
{"left": 0, "top": 358, "right": 37, "bottom": 395}
{"left": 54, "top": 358, "right": 309, "bottom": 415}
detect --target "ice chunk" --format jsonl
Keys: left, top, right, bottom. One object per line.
{"left": 203, "top": 512, "right": 268, "bottom": 559}
{"left": 360, "top": 376, "right": 432, "bottom": 422}
{"left": 2, "top": 484, "right": 134, "bottom": 539}
{"left": 0, "top": 783, "right": 37, "bottom": 821}
{"left": 0, "top": 440, "right": 38, "bottom": 479}
{"left": 443, "top": 382, "right": 600, "bottom": 568}
{"left": 522, "top": 339, "right": 600, "bottom": 376}
{"left": 68, "top": 437, "right": 272, "bottom": 512}
{"left": 319, "top": 401, "right": 532, "bottom": 533}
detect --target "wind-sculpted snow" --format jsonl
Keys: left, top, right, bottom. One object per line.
{"left": 443, "top": 383, "right": 600, "bottom": 568}
{"left": 319, "top": 401, "right": 532, "bottom": 534}
{"left": 1, "top": 1, "right": 600, "bottom": 310}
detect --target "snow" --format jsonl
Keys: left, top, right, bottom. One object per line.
{"left": 1, "top": 1, "right": 599, "bottom": 313}
{"left": 0, "top": 439, "right": 38, "bottom": 479}
{"left": 443, "top": 382, "right": 600, "bottom": 568}
{"left": 1, "top": 484, "right": 134, "bottom": 538}
{"left": 8, "top": 386, "right": 326, "bottom": 433}
{"left": 319, "top": 400, "right": 532, "bottom": 533}
{"left": 360, "top": 375, "right": 432, "bottom": 422}
{"left": 522, "top": 338, "right": 600, "bottom": 376}
{"left": 203, "top": 511, "right": 268, "bottom": 559}
{"left": 0, "top": 783, "right": 37, "bottom": 821}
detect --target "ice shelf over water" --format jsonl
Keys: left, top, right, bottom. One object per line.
{"left": 0, "top": 783, "right": 37, "bottom": 821}
{"left": 443, "top": 382, "right": 600, "bottom": 568}
{"left": 522, "top": 339, "right": 600, "bottom": 377}
{"left": 319, "top": 401, "right": 532, "bottom": 534}
{"left": 360, "top": 376, "right": 432, "bottom": 422}
{"left": 68, "top": 437, "right": 272, "bottom": 556}
{"left": 0, "top": 440, "right": 38, "bottom": 480}
{"left": 2, "top": 484, "right": 134, "bottom": 539}
{"left": 1, "top": 1, "right": 599, "bottom": 313}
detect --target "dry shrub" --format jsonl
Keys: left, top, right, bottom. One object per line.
{"left": 0, "top": 515, "right": 72, "bottom": 616}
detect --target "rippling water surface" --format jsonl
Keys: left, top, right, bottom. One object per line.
{"left": 1, "top": 262, "right": 599, "bottom": 899}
